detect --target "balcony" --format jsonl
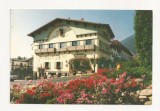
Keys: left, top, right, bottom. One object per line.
{"left": 41, "top": 48, "right": 47, "bottom": 53}
{"left": 35, "top": 48, "right": 56, "bottom": 54}
{"left": 77, "top": 45, "right": 85, "bottom": 50}
{"left": 35, "top": 49, "right": 41, "bottom": 54}
{"left": 57, "top": 48, "right": 67, "bottom": 52}
{"left": 66, "top": 45, "right": 95, "bottom": 52}
{"left": 67, "top": 46, "right": 77, "bottom": 51}
{"left": 47, "top": 48, "right": 56, "bottom": 53}
{"left": 85, "top": 45, "right": 95, "bottom": 50}
{"left": 35, "top": 45, "right": 96, "bottom": 54}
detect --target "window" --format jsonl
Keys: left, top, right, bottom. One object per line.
{"left": 39, "top": 44, "right": 43, "bottom": 49}
{"left": 49, "top": 43, "right": 54, "bottom": 48}
{"left": 85, "top": 39, "right": 92, "bottom": 45}
{"left": 45, "top": 62, "right": 50, "bottom": 69}
{"left": 72, "top": 41, "right": 78, "bottom": 46}
{"left": 59, "top": 29, "right": 64, "bottom": 36}
{"left": 60, "top": 42, "right": 66, "bottom": 48}
{"left": 55, "top": 62, "right": 63, "bottom": 69}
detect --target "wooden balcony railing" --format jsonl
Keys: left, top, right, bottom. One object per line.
{"left": 35, "top": 45, "right": 96, "bottom": 54}
{"left": 35, "top": 49, "right": 41, "bottom": 53}
{"left": 57, "top": 48, "right": 67, "bottom": 52}
{"left": 66, "top": 45, "right": 95, "bottom": 52}
{"left": 47, "top": 48, "right": 56, "bottom": 53}
{"left": 35, "top": 48, "right": 56, "bottom": 54}
{"left": 76, "top": 45, "right": 85, "bottom": 50}
{"left": 85, "top": 45, "right": 95, "bottom": 50}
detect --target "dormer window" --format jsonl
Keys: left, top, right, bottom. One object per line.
{"left": 59, "top": 29, "right": 64, "bottom": 36}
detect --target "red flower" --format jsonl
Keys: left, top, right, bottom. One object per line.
{"left": 32, "top": 86, "right": 36, "bottom": 90}
{"left": 102, "top": 88, "right": 107, "bottom": 94}
{"left": 40, "top": 92, "right": 51, "bottom": 98}
{"left": 109, "top": 78, "right": 115, "bottom": 83}
{"left": 26, "top": 89, "right": 36, "bottom": 95}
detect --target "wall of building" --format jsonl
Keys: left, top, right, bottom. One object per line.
{"left": 12, "top": 61, "right": 29, "bottom": 69}
{"left": 32, "top": 24, "right": 99, "bottom": 74}
{"left": 31, "top": 20, "right": 113, "bottom": 76}
{"left": 34, "top": 51, "right": 98, "bottom": 73}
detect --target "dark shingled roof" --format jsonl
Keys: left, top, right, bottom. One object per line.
{"left": 111, "top": 40, "right": 133, "bottom": 56}
{"left": 27, "top": 18, "right": 115, "bottom": 38}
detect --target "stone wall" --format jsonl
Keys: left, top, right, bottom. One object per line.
{"left": 136, "top": 85, "right": 152, "bottom": 105}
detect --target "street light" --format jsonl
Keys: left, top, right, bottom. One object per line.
{"left": 93, "top": 46, "right": 96, "bottom": 73}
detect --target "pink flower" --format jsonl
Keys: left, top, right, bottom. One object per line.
{"left": 102, "top": 88, "right": 107, "bottom": 94}
{"left": 119, "top": 72, "right": 127, "bottom": 78}
{"left": 115, "top": 88, "right": 120, "bottom": 93}
{"left": 56, "top": 92, "right": 74, "bottom": 103}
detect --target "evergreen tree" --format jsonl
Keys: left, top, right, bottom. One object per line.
{"left": 134, "top": 10, "right": 152, "bottom": 70}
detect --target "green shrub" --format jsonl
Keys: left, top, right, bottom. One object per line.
{"left": 25, "top": 76, "right": 32, "bottom": 80}
{"left": 126, "top": 67, "right": 147, "bottom": 78}
{"left": 106, "top": 69, "right": 124, "bottom": 78}
{"left": 121, "top": 59, "right": 140, "bottom": 70}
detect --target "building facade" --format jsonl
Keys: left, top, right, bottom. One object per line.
{"left": 28, "top": 18, "right": 115, "bottom": 77}
{"left": 11, "top": 57, "right": 33, "bottom": 79}
{"left": 110, "top": 40, "right": 133, "bottom": 67}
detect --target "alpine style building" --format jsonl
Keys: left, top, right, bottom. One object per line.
{"left": 28, "top": 18, "right": 131, "bottom": 78}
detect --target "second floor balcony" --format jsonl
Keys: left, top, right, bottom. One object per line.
{"left": 35, "top": 45, "right": 96, "bottom": 54}
{"left": 67, "top": 44, "right": 96, "bottom": 52}
{"left": 35, "top": 48, "right": 56, "bottom": 54}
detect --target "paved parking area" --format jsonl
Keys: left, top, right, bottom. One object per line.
{"left": 10, "top": 73, "right": 93, "bottom": 86}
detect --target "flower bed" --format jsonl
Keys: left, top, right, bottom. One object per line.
{"left": 10, "top": 72, "right": 145, "bottom": 104}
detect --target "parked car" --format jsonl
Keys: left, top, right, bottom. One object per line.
{"left": 10, "top": 75, "right": 18, "bottom": 81}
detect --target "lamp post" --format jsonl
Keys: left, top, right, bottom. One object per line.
{"left": 93, "top": 46, "right": 96, "bottom": 73}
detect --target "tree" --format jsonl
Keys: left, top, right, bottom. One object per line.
{"left": 16, "top": 56, "right": 26, "bottom": 60}
{"left": 134, "top": 10, "right": 152, "bottom": 70}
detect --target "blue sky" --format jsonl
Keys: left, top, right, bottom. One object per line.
{"left": 11, "top": 10, "right": 135, "bottom": 58}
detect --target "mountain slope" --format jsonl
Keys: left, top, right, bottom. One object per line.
{"left": 121, "top": 35, "right": 137, "bottom": 54}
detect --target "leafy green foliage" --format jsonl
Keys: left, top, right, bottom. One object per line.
{"left": 134, "top": 10, "right": 152, "bottom": 70}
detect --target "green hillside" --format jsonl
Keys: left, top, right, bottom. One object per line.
{"left": 121, "top": 35, "right": 137, "bottom": 54}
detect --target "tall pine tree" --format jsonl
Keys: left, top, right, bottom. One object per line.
{"left": 134, "top": 10, "right": 152, "bottom": 70}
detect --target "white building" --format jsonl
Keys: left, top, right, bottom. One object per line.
{"left": 110, "top": 40, "right": 133, "bottom": 66}
{"left": 28, "top": 18, "right": 115, "bottom": 78}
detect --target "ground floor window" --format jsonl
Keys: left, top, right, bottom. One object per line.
{"left": 45, "top": 62, "right": 51, "bottom": 69}
{"left": 55, "top": 62, "right": 63, "bottom": 70}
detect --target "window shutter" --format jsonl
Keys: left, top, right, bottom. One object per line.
{"left": 84, "top": 40, "right": 86, "bottom": 45}
{"left": 60, "top": 62, "right": 63, "bottom": 69}
{"left": 59, "top": 43, "right": 61, "bottom": 49}
{"left": 43, "top": 62, "right": 45, "bottom": 68}
{"left": 65, "top": 42, "right": 67, "bottom": 47}
{"left": 92, "top": 39, "right": 94, "bottom": 45}
{"left": 77, "top": 41, "right": 80, "bottom": 46}
{"left": 54, "top": 62, "right": 56, "bottom": 69}
{"left": 49, "top": 62, "right": 51, "bottom": 69}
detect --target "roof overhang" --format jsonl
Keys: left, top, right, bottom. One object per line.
{"left": 27, "top": 18, "right": 115, "bottom": 38}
